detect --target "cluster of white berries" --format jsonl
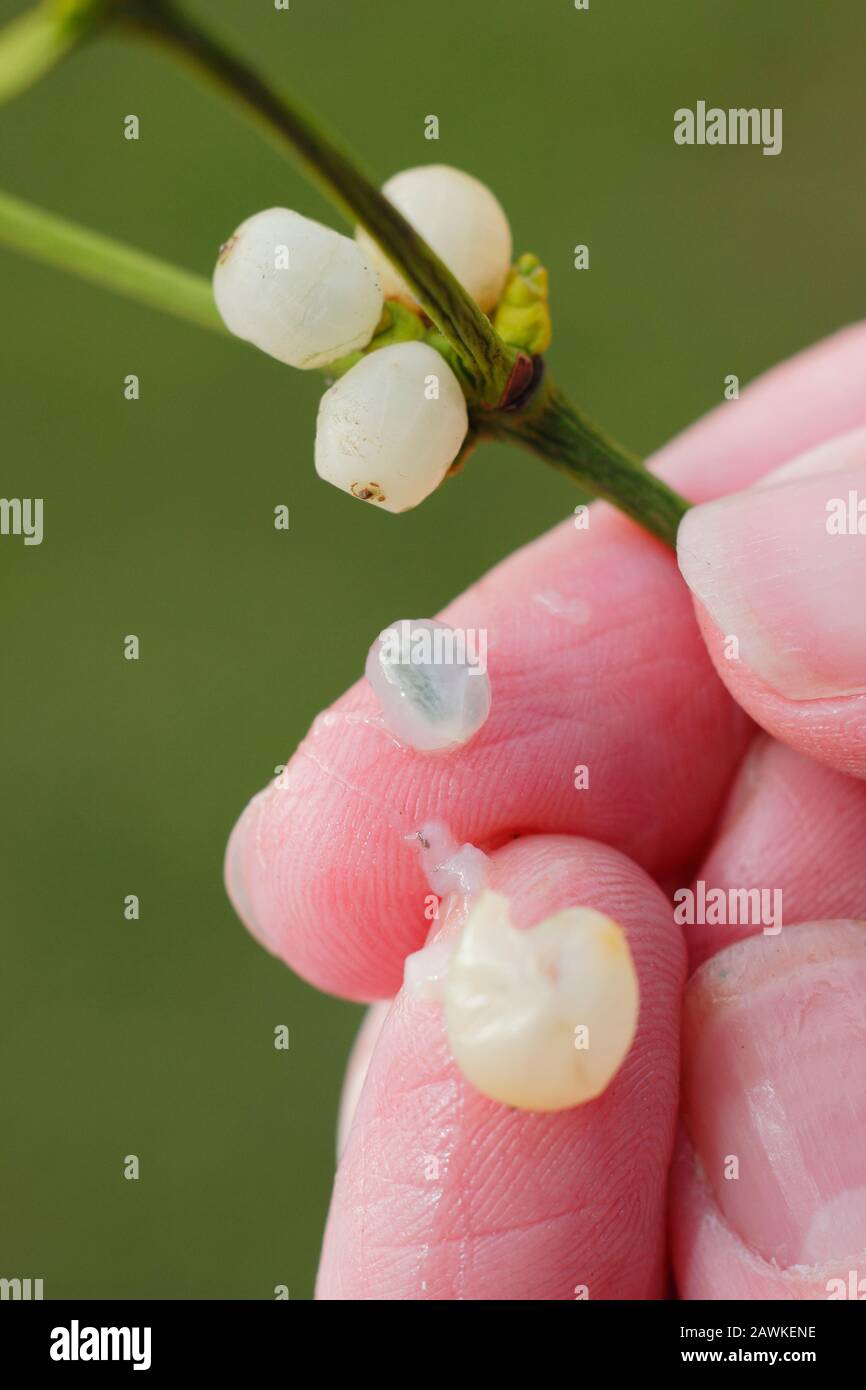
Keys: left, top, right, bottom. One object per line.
{"left": 213, "top": 165, "right": 513, "bottom": 513}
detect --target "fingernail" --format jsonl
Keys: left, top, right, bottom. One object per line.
{"left": 683, "top": 921, "right": 866, "bottom": 1268}
{"left": 677, "top": 447, "right": 866, "bottom": 700}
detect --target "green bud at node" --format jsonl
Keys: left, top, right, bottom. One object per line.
{"left": 493, "top": 252, "right": 552, "bottom": 355}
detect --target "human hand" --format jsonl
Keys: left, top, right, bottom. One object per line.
{"left": 225, "top": 322, "right": 866, "bottom": 1300}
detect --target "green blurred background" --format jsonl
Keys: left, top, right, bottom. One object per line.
{"left": 0, "top": 0, "right": 863, "bottom": 1298}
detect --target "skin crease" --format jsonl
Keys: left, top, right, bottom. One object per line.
{"left": 225, "top": 320, "right": 866, "bottom": 1299}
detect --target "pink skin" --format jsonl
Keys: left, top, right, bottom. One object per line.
{"left": 673, "top": 923, "right": 866, "bottom": 1300}
{"left": 226, "top": 526, "right": 748, "bottom": 999}
{"left": 678, "top": 427, "right": 866, "bottom": 778}
{"left": 226, "top": 321, "right": 866, "bottom": 1298}
{"left": 319, "top": 837, "right": 684, "bottom": 1300}
{"left": 671, "top": 737, "right": 866, "bottom": 1297}
{"left": 685, "top": 736, "right": 866, "bottom": 971}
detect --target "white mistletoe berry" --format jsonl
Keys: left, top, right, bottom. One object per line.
{"left": 314, "top": 341, "right": 468, "bottom": 513}
{"left": 213, "top": 207, "right": 383, "bottom": 369}
{"left": 365, "top": 618, "right": 491, "bottom": 751}
{"left": 444, "top": 891, "right": 640, "bottom": 1111}
{"left": 356, "top": 165, "right": 512, "bottom": 313}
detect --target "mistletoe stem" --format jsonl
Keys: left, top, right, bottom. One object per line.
{"left": 0, "top": 186, "right": 224, "bottom": 334}
{"left": 490, "top": 380, "right": 689, "bottom": 546}
{"left": 0, "top": 0, "right": 109, "bottom": 103}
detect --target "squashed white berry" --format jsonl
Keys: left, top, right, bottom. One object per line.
{"left": 213, "top": 207, "right": 383, "bottom": 368}
{"left": 356, "top": 165, "right": 512, "bottom": 313}
{"left": 444, "top": 890, "right": 639, "bottom": 1111}
{"left": 365, "top": 618, "right": 490, "bottom": 751}
{"left": 314, "top": 342, "right": 468, "bottom": 513}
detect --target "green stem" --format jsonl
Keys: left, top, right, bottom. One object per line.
{"left": 117, "top": 0, "right": 515, "bottom": 406}
{"left": 0, "top": 0, "right": 108, "bottom": 103}
{"left": 0, "top": 187, "right": 225, "bottom": 334}
{"left": 491, "top": 379, "right": 689, "bottom": 547}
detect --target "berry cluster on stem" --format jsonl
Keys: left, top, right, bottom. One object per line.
{"left": 0, "top": 0, "right": 691, "bottom": 546}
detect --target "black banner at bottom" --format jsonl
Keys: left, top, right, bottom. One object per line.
{"left": 0, "top": 1296, "right": 862, "bottom": 1373}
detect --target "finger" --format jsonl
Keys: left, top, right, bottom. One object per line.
{"left": 226, "top": 322, "right": 866, "bottom": 1000}
{"left": 226, "top": 511, "right": 746, "bottom": 999}
{"left": 317, "top": 834, "right": 685, "bottom": 1300}
{"left": 672, "top": 734, "right": 866, "bottom": 1297}
{"left": 336, "top": 1002, "right": 390, "bottom": 1160}
{"left": 671, "top": 921, "right": 866, "bottom": 1300}
{"left": 655, "top": 321, "right": 866, "bottom": 500}
{"left": 681, "top": 735, "right": 866, "bottom": 969}
{"left": 678, "top": 427, "right": 866, "bottom": 777}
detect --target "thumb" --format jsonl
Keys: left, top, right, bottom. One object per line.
{"left": 677, "top": 425, "right": 866, "bottom": 777}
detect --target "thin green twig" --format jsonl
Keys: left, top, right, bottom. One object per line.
{"left": 0, "top": 187, "right": 225, "bottom": 334}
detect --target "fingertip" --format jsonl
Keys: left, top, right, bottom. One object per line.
{"left": 317, "top": 834, "right": 685, "bottom": 1300}
{"left": 677, "top": 428, "right": 866, "bottom": 777}
{"left": 689, "top": 600, "right": 866, "bottom": 778}
{"left": 673, "top": 922, "right": 866, "bottom": 1298}
{"left": 670, "top": 1128, "right": 843, "bottom": 1301}
{"left": 224, "top": 789, "right": 276, "bottom": 954}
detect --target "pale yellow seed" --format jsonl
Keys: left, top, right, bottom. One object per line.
{"left": 444, "top": 890, "right": 639, "bottom": 1111}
